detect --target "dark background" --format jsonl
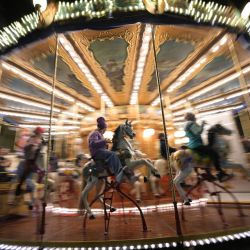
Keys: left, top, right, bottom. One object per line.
{"left": 0, "top": 0, "right": 248, "bottom": 29}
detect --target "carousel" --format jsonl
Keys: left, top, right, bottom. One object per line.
{"left": 1, "top": 0, "right": 250, "bottom": 249}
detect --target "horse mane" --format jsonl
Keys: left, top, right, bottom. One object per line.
{"left": 111, "top": 125, "right": 122, "bottom": 151}
{"left": 207, "top": 124, "right": 219, "bottom": 147}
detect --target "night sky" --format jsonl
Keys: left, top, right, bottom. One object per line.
{"left": 0, "top": 0, "right": 248, "bottom": 29}
{"left": 0, "top": 0, "right": 34, "bottom": 28}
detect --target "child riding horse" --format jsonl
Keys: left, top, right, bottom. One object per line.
{"left": 79, "top": 119, "right": 160, "bottom": 218}
{"left": 184, "top": 112, "right": 232, "bottom": 182}
{"left": 172, "top": 122, "right": 234, "bottom": 205}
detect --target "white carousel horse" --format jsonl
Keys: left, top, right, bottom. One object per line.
{"left": 150, "top": 158, "right": 169, "bottom": 197}
{"left": 111, "top": 120, "right": 160, "bottom": 179}
{"left": 78, "top": 120, "right": 160, "bottom": 218}
{"left": 111, "top": 120, "right": 161, "bottom": 202}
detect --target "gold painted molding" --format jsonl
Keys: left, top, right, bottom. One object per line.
{"left": 70, "top": 24, "right": 142, "bottom": 105}
{"left": 139, "top": 25, "right": 223, "bottom": 104}
{"left": 6, "top": 36, "right": 98, "bottom": 110}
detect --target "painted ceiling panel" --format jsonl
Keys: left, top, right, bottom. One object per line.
{"left": 89, "top": 38, "right": 128, "bottom": 92}
{"left": 31, "top": 54, "right": 92, "bottom": 97}
{"left": 192, "top": 79, "right": 241, "bottom": 102}
{"left": 147, "top": 40, "right": 195, "bottom": 91}
{"left": 176, "top": 54, "right": 234, "bottom": 95}
{"left": 2, "top": 73, "right": 69, "bottom": 106}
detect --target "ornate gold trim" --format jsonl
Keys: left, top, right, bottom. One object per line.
{"left": 139, "top": 25, "right": 223, "bottom": 104}
{"left": 70, "top": 24, "right": 142, "bottom": 105}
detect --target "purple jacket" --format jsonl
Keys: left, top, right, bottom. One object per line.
{"left": 88, "top": 130, "right": 107, "bottom": 156}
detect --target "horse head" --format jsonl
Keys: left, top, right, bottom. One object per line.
{"left": 111, "top": 120, "right": 135, "bottom": 151}
{"left": 208, "top": 123, "right": 232, "bottom": 150}
{"left": 210, "top": 124, "right": 232, "bottom": 136}
{"left": 122, "top": 119, "right": 136, "bottom": 139}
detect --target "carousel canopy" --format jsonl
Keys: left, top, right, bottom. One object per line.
{"left": 0, "top": 0, "right": 250, "bottom": 133}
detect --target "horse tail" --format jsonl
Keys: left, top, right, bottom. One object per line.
{"left": 207, "top": 128, "right": 215, "bottom": 147}
{"left": 111, "top": 138, "right": 117, "bottom": 151}
{"left": 81, "top": 174, "right": 87, "bottom": 192}
{"left": 81, "top": 162, "right": 90, "bottom": 191}
{"left": 111, "top": 125, "right": 120, "bottom": 151}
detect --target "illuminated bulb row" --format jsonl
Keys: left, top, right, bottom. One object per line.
{"left": 195, "top": 97, "right": 225, "bottom": 109}
{"left": 197, "top": 104, "right": 244, "bottom": 117}
{"left": 0, "top": 12, "right": 38, "bottom": 50}
{"left": 167, "top": 35, "right": 228, "bottom": 93}
{"left": 188, "top": 65, "right": 250, "bottom": 101}
{"left": 171, "top": 0, "right": 236, "bottom": 28}
{"left": 183, "top": 231, "right": 250, "bottom": 247}
{"left": 130, "top": 24, "right": 152, "bottom": 105}
{"left": 173, "top": 104, "right": 245, "bottom": 127}
{"left": 2, "top": 61, "right": 94, "bottom": 112}
{"left": 44, "top": 131, "right": 79, "bottom": 135}
{"left": 55, "top": 0, "right": 145, "bottom": 21}
{"left": 169, "top": 65, "right": 250, "bottom": 110}
{"left": 0, "top": 110, "right": 81, "bottom": 124}
{"left": 1, "top": 230, "right": 249, "bottom": 250}
{"left": 19, "top": 124, "right": 80, "bottom": 130}
{"left": 2, "top": 62, "right": 75, "bottom": 102}
{"left": 0, "top": 93, "right": 61, "bottom": 112}
{"left": 0, "top": 110, "right": 57, "bottom": 121}
{"left": 47, "top": 198, "right": 207, "bottom": 217}
{"left": 0, "top": 0, "right": 249, "bottom": 53}
{"left": 170, "top": 99, "right": 186, "bottom": 109}
{"left": 23, "top": 117, "right": 81, "bottom": 125}
{"left": 61, "top": 111, "right": 84, "bottom": 118}
{"left": 58, "top": 35, "right": 113, "bottom": 107}
{"left": 76, "top": 101, "right": 95, "bottom": 112}
{"left": 55, "top": 0, "right": 114, "bottom": 20}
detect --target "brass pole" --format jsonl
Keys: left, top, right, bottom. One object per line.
{"left": 151, "top": 25, "right": 183, "bottom": 237}
{"left": 39, "top": 34, "right": 59, "bottom": 237}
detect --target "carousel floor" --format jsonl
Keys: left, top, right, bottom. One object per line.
{"left": 1, "top": 199, "right": 250, "bottom": 247}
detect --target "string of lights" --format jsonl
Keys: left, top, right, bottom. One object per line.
{"left": 0, "top": 1, "right": 250, "bottom": 54}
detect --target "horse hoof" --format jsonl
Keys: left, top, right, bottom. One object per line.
{"left": 78, "top": 209, "right": 85, "bottom": 216}
{"left": 217, "top": 173, "right": 234, "bottom": 182}
{"left": 110, "top": 207, "right": 116, "bottom": 212}
{"left": 136, "top": 199, "right": 141, "bottom": 203}
{"left": 152, "top": 172, "right": 161, "bottom": 178}
{"left": 183, "top": 201, "right": 191, "bottom": 206}
{"left": 143, "top": 176, "right": 148, "bottom": 183}
{"left": 201, "top": 173, "right": 217, "bottom": 182}
{"left": 89, "top": 214, "right": 96, "bottom": 220}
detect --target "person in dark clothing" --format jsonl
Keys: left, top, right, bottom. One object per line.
{"left": 158, "top": 133, "right": 191, "bottom": 188}
{"left": 158, "top": 133, "right": 176, "bottom": 159}
{"left": 88, "top": 117, "right": 137, "bottom": 184}
{"left": 15, "top": 126, "right": 45, "bottom": 196}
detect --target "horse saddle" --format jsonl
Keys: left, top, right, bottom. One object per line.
{"left": 83, "top": 160, "right": 110, "bottom": 178}
{"left": 191, "top": 151, "right": 210, "bottom": 164}
{"left": 117, "top": 149, "right": 132, "bottom": 166}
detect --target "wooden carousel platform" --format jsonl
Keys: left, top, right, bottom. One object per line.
{"left": 1, "top": 195, "right": 250, "bottom": 249}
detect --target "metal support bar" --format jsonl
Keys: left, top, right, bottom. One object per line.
{"left": 151, "top": 24, "right": 182, "bottom": 237}
{"left": 39, "top": 34, "right": 58, "bottom": 237}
